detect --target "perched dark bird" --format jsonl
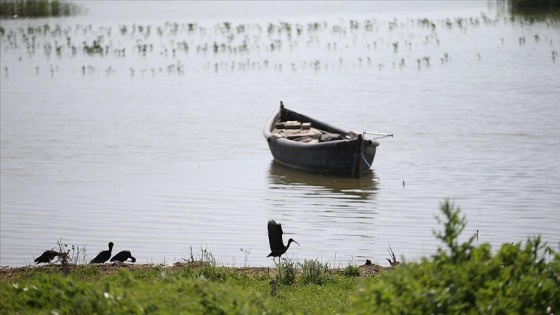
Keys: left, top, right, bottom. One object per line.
{"left": 34, "top": 250, "right": 60, "bottom": 264}
{"left": 110, "top": 250, "right": 136, "bottom": 263}
{"left": 89, "top": 242, "right": 114, "bottom": 264}
{"left": 267, "top": 220, "right": 299, "bottom": 261}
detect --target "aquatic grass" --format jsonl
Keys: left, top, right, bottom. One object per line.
{"left": 1, "top": 13, "right": 558, "bottom": 77}
{"left": 0, "top": 0, "right": 82, "bottom": 17}
{"left": 6, "top": 15, "right": 555, "bottom": 77}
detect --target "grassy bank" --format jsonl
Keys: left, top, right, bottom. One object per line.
{"left": 1, "top": 262, "right": 380, "bottom": 314}
{"left": 2, "top": 201, "right": 559, "bottom": 314}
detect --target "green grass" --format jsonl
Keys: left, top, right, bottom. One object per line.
{"left": 2, "top": 200, "right": 559, "bottom": 314}
{"left": 1, "top": 265, "right": 361, "bottom": 314}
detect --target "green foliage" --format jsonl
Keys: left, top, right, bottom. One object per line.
{"left": 433, "top": 199, "right": 476, "bottom": 263}
{"left": 0, "top": 269, "right": 279, "bottom": 315}
{"left": 350, "top": 200, "right": 560, "bottom": 314}
{"left": 270, "top": 278, "right": 360, "bottom": 314}
{"left": 191, "top": 265, "right": 229, "bottom": 282}
{"left": 299, "top": 259, "right": 329, "bottom": 285}
{"left": 0, "top": 264, "right": 362, "bottom": 314}
{"left": 343, "top": 264, "right": 360, "bottom": 277}
{"left": 275, "top": 258, "right": 296, "bottom": 286}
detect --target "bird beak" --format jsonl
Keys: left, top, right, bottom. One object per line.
{"left": 293, "top": 239, "right": 300, "bottom": 246}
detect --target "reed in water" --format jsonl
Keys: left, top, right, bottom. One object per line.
{"left": 0, "top": 0, "right": 82, "bottom": 18}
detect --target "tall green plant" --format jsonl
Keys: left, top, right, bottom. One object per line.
{"left": 433, "top": 199, "right": 475, "bottom": 263}
{"left": 350, "top": 200, "right": 560, "bottom": 314}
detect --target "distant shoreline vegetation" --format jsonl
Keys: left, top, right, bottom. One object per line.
{"left": 509, "top": 0, "right": 560, "bottom": 8}
{"left": 0, "top": 0, "right": 83, "bottom": 18}
{"left": 497, "top": 0, "right": 560, "bottom": 21}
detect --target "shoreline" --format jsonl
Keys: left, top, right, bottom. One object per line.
{"left": 0, "top": 261, "right": 389, "bottom": 282}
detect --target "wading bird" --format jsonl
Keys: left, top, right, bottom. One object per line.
{"left": 110, "top": 250, "right": 136, "bottom": 263}
{"left": 34, "top": 250, "right": 60, "bottom": 264}
{"left": 267, "top": 220, "right": 299, "bottom": 262}
{"left": 89, "top": 242, "right": 114, "bottom": 264}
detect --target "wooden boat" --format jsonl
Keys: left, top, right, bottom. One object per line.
{"left": 263, "top": 102, "right": 391, "bottom": 177}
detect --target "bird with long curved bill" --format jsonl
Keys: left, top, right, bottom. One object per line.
{"left": 110, "top": 250, "right": 136, "bottom": 263}
{"left": 89, "top": 242, "right": 114, "bottom": 264}
{"left": 267, "top": 220, "right": 299, "bottom": 262}
{"left": 34, "top": 250, "right": 60, "bottom": 264}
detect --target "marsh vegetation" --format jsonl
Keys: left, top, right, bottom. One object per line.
{"left": 0, "top": 0, "right": 82, "bottom": 18}
{"left": 1, "top": 12, "right": 558, "bottom": 80}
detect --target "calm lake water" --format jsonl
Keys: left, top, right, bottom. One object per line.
{"left": 1, "top": 2, "right": 559, "bottom": 267}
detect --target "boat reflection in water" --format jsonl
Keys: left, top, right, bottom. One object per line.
{"left": 267, "top": 161, "right": 378, "bottom": 201}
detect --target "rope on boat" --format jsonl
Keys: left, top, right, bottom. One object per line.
{"left": 360, "top": 154, "right": 372, "bottom": 168}
{"left": 362, "top": 132, "right": 393, "bottom": 140}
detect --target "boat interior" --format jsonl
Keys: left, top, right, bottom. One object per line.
{"left": 271, "top": 120, "right": 357, "bottom": 144}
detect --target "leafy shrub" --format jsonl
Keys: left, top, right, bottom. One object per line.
{"left": 343, "top": 264, "right": 360, "bottom": 277}
{"left": 350, "top": 199, "right": 560, "bottom": 315}
{"left": 300, "top": 259, "right": 329, "bottom": 285}
{"left": 275, "top": 258, "right": 296, "bottom": 286}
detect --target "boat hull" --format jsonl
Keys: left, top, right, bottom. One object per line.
{"left": 263, "top": 105, "right": 379, "bottom": 177}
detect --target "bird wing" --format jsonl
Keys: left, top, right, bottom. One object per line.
{"left": 111, "top": 250, "right": 131, "bottom": 262}
{"left": 110, "top": 251, "right": 122, "bottom": 262}
{"left": 268, "top": 220, "right": 284, "bottom": 251}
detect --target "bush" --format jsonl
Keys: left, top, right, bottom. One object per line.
{"left": 350, "top": 199, "right": 560, "bottom": 314}
{"left": 275, "top": 258, "right": 296, "bottom": 286}
{"left": 300, "top": 259, "right": 329, "bottom": 285}
{"left": 343, "top": 264, "right": 360, "bottom": 277}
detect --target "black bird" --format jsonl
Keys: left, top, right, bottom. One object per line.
{"left": 110, "top": 250, "right": 136, "bottom": 263}
{"left": 89, "top": 242, "right": 114, "bottom": 264}
{"left": 34, "top": 250, "right": 60, "bottom": 264}
{"left": 267, "top": 220, "right": 299, "bottom": 262}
